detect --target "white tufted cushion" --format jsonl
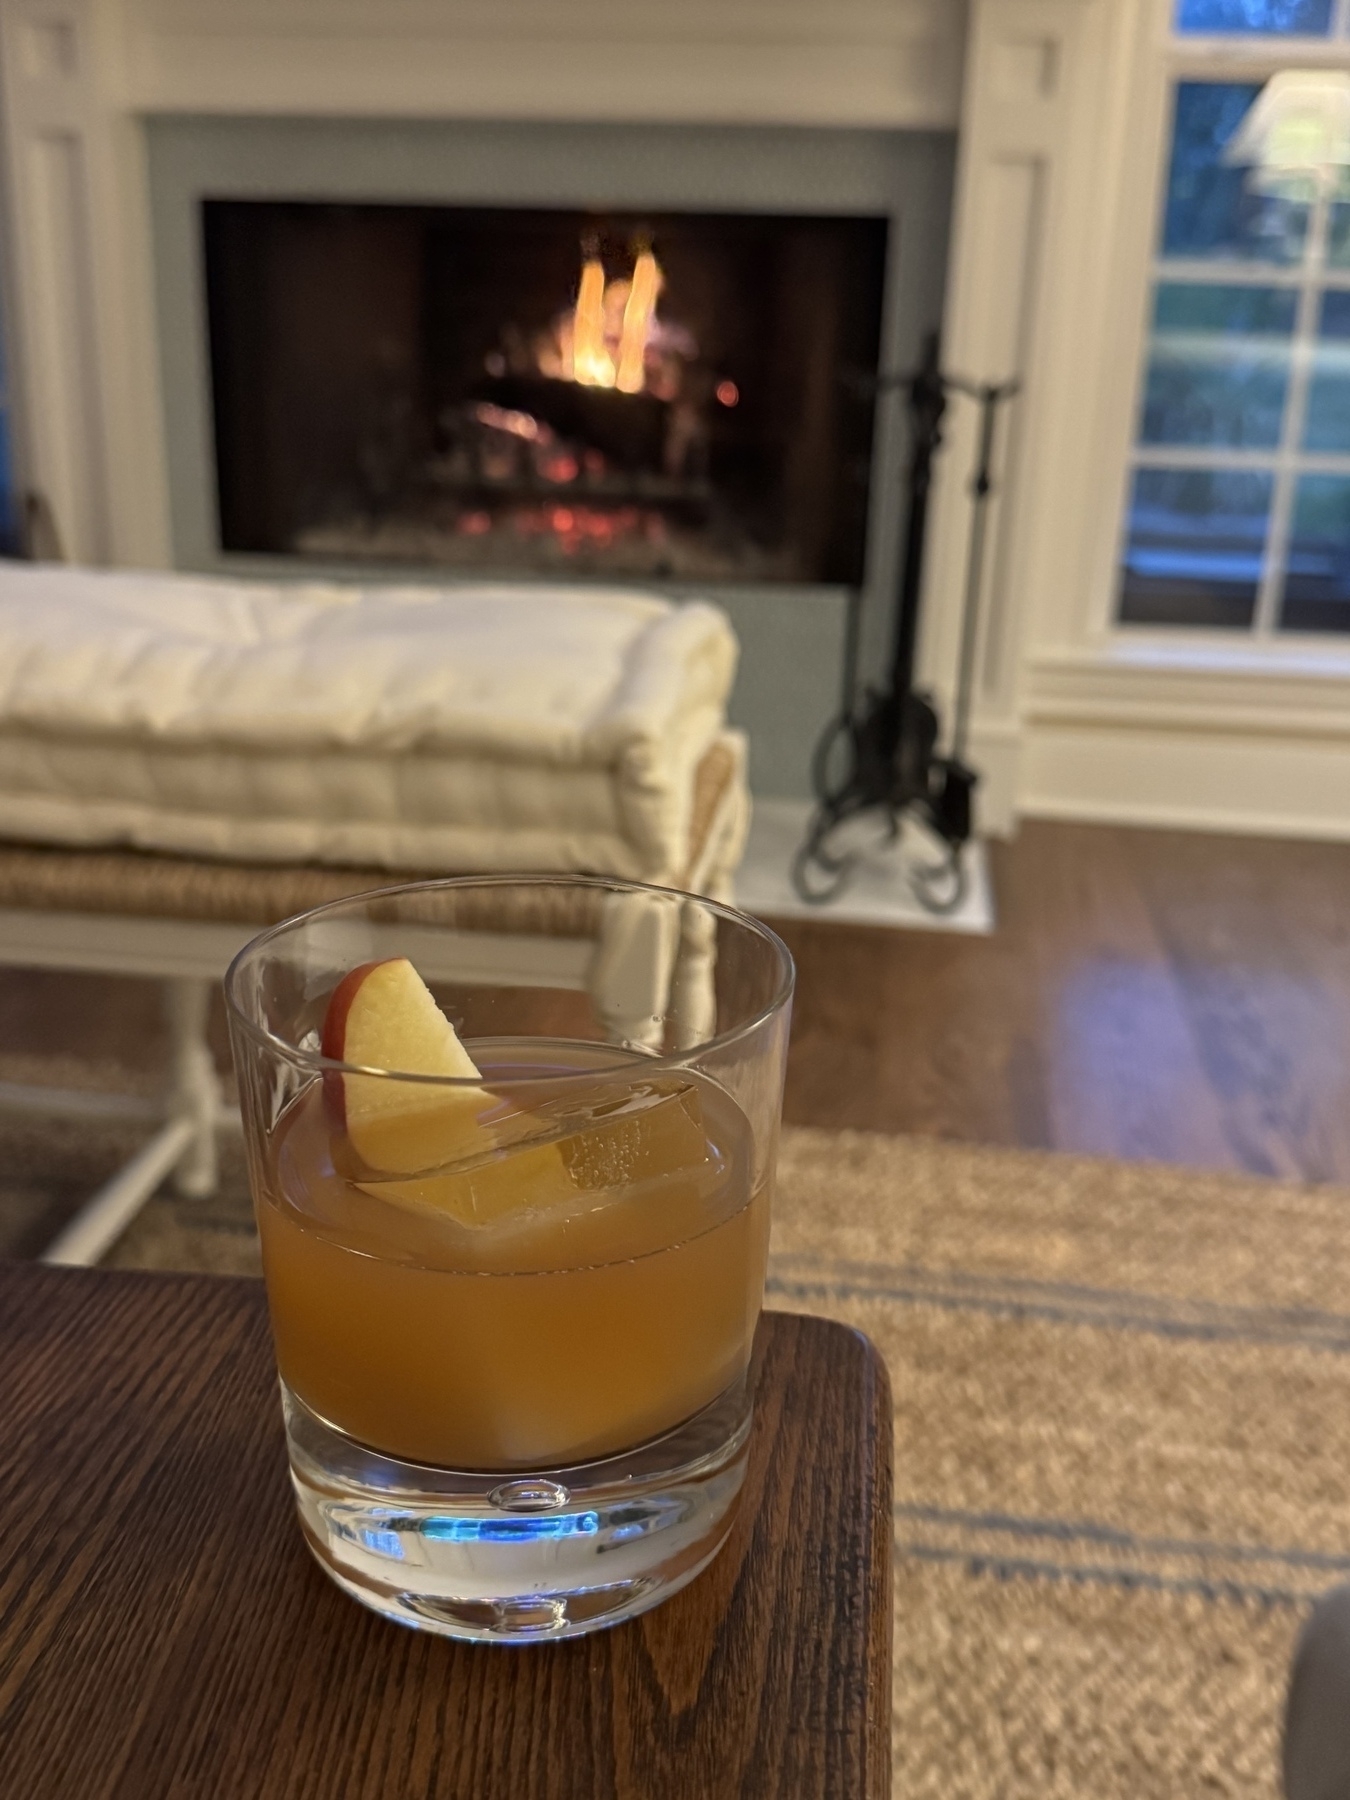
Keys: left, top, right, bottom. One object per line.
{"left": 0, "top": 566, "right": 741, "bottom": 881}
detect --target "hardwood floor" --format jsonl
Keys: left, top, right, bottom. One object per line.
{"left": 1, "top": 819, "right": 1349, "bottom": 1184}
{"left": 775, "top": 819, "right": 1350, "bottom": 1185}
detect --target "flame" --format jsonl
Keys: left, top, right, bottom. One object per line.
{"left": 570, "top": 256, "right": 616, "bottom": 389}
{"left": 553, "top": 247, "right": 666, "bottom": 394}
{"left": 616, "top": 250, "right": 661, "bottom": 393}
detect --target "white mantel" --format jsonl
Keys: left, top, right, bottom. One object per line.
{"left": 0, "top": 0, "right": 1127, "bottom": 837}
{"left": 118, "top": 0, "right": 968, "bottom": 129}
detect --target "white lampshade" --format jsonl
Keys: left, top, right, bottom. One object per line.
{"left": 1224, "top": 69, "right": 1350, "bottom": 201}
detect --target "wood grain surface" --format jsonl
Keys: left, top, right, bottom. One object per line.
{"left": 779, "top": 819, "right": 1350, "bottom": 1181}
{"left": 4, "top": 818, "right": 1348, "bottom": 1196}
{"left": 0, "top": 1262, "right": 892, "bottom": 1799}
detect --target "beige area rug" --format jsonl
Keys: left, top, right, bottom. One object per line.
{"left": 8, "top": 1110, "right": 1347, "bottom": 1797}
{"left": 769, "top": 1131, "right": 1350, "bottom": 1800}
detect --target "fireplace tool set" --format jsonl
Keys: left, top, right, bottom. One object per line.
{"left": 792, "top": 334, "right": 1019, "bottom": 914}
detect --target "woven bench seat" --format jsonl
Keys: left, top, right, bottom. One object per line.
{"left": 0, "top": 735, "right": 743, "bottom": 928}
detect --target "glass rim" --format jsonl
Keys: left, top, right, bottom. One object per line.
{"left": 223, "top": 871, "right": 795, "bottom": 1086}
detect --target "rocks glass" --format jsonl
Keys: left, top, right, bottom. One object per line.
{"left": 225, "top": 876, "right": 792, "bottom": 1642}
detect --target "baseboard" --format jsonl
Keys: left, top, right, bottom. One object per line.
{"left": 1019, "top": 718, "right": 1350, "bottom": 841}
{"left": 968, "top": 719, "right": 1020, "bottom": 838}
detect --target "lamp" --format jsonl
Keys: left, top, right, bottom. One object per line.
{"left": 1224, "top": 69, "right": 1350, "bottom": 202}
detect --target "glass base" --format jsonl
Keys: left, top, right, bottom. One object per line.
{"left": 282, "top": 1376, "right": 752, "bottom": 1643}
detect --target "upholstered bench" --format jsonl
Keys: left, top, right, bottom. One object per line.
{"left": 0, "top": 567, "right": 748, "bottom": 1263}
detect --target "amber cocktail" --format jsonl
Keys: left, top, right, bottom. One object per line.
{"left": 226, "top": 877, "right": 792, "bottom": 1642}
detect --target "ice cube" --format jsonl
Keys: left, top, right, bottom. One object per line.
{"left": 554, "top": 1077, "right": 709, "bottom": 1194}
{"left": 358, "top": 1134, "right": 575, "bottom": 1227}
{"left": 349, "top": 1076, "right": 708, "bottom": 1233}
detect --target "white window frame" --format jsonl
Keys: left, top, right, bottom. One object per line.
{"left": 1110, "top": 0, "right": 1350, "bottom": 647}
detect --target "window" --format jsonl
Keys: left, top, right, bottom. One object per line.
{"left": 1118, "top": 7, "right": 1350, "bottom": 633}
{"left": 1177, "top": 0, "right": 1335, "bottom": 32}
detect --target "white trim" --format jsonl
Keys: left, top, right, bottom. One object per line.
{"left": 1078, "top": 0, "right": 1177, "bottom": 650}
{"left": 1028, "top": 640, "right": 1350, "bottom": 720}
{"left": 1021, "top": 638, "right": 1350, "bottom": 839}
{"left": 919, "top": 0, "right": 1105, "bottom": 809}
{"left": 1170, "top": 38, "right": 1350, "bottom": 70}
{"left": 1021, "top": 719, "right": 1350, "bottom": 839}
{"left": 1132, "top": 445, "right": 1350, "bottom": 470}
{"left": 0, "top": 0, "right": 173, "bottom": 566}
{"left": 1152, "top": 257, "right": 1350, "bottom": 286}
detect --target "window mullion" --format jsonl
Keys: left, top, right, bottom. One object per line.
{"left": 1253, "top": 195, "right": 1327, "bottom": 635}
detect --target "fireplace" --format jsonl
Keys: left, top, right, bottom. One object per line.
{"left": 202, "top": 202, "right": 888, "bottom": 586}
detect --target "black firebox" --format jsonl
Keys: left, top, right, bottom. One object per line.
{"left": 202, "top": 200, "right": 888, "bottom": 585}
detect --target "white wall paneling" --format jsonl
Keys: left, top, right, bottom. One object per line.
{"left": 916, "top": 0, "right": 1102, "bottom": 834}
{"left": 0, "top": 0, "right": 171, "bottom": 566}
{"left": 23, "top": 131, "right": 103, "bottom": 557}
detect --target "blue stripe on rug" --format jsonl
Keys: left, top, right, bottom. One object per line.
{"left": 773, "top": 1253, "right": 1350, "bottom": 1331}
{"left": 767, "top": 1265, "right": 1350, "bottom": 1352}
{"left": 897, "top": 1541, "right": 1314, "bottom": 1607}
{"left": 894, "top": 1503, "right": 1350, "bottom": 1572}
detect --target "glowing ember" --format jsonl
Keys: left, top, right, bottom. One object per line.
{"left": 716, "top": 380, "right": 740, "bottom": 408}
{"left": 538, "top": 450, "right": 580, "bottom": 484}
{"left": 473, "top": 401, "right": 552, "bottom": 442}
{"left": 475, "top": 500, "right": 669, "bottom": 558}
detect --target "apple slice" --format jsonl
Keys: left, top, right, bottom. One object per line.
{"left": 320, "top": 957, "right": 573, "bottom": 1226}
{"left": 322, "top": 957, "right": 487, "bottom": 1174}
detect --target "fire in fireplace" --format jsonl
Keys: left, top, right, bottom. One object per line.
{"left": 203, "top": 202, "right": 888, "bottom": 585}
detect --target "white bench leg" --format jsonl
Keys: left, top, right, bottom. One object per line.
{"left": 39, "top": 975, "right": 223, "bottom": 1264}
{"left": 40, "top": 1116, "right": 199, "bottom": 1266}
{"left": 671, "top": 899, "right": 718, "bottom": 1051}
{"left": 164, "top": 976, "right": 222, "bottom": 1198}
{"left": 589, "top": 890, "right": 681, "bottom": 1050}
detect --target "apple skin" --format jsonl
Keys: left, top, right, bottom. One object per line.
{"left": 315, "top": 955, "right": 576, "bottom": 1223}
{"left": 321, "top": 960, "right": 388, "bottom": 1064}
{"left": 319, "top": 956, "right": 488, "bottom": 1175}
{"left": 320, "top": 960, "right": 387, "bottom": 1131}
{"left": 320, "top": 956, "right": 480, "bottom": 1083}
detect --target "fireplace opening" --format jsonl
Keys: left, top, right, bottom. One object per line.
{"left": 203, "top": 201, "right": 888, "bottom": 585}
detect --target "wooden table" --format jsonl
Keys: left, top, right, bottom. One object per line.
{"left": 0, "top": 1263, "right": 892, "bottom": 1798}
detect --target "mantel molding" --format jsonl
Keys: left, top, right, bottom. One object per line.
{"left": 118, "top": 0, "right": 967, "bottom": 130}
